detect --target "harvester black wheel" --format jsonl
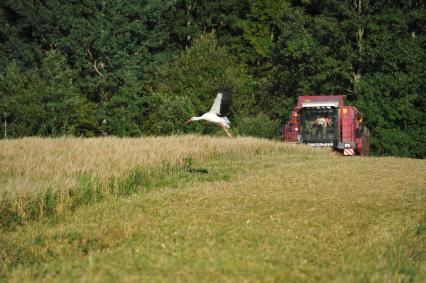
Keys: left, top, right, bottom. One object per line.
{"left": 360, "top": 128, "right": 370, "bottom": 156}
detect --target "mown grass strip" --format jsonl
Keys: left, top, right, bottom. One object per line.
{"left": 374, "top": 211, "right": 426, "bottom": 282}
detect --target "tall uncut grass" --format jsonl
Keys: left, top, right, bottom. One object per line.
{"left": 0, "top": 135, "right": 326, "bottom": 229}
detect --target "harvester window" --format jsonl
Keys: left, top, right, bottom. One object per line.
{"left": 301, "top": 107, "right": 338, "bottom": 145}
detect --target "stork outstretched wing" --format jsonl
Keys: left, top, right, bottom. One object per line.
{"left": 209, "top": 90, "right": 232, "bottom": 117}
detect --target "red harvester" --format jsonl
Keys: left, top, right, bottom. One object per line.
{"left": 283, "top": 95, "right": 370, "bottom": 156}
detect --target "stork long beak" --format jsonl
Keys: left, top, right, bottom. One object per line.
{"left": 185, "top": 119, "right": 192, "bottom": 124}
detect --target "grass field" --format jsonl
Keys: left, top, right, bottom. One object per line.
{"left": 1, "top": 136, "right": 425, "bottom": 282}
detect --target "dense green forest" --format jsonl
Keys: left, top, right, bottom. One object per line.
{"left": 0, "top": 0, "right": 425, "bottom": 157}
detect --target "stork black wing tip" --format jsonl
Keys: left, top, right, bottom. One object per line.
{"left": 218, "top": 86, "right": 232, "bottom": 94}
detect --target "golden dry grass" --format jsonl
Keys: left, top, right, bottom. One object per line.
{"left": 0, "top": 136, "right": 327, "bottom": 227}
{"left": 0, "top": 135, "right": 323, "bottom": 195}
{"left": 0, "top": 136, "right": 425, "bottom": 282}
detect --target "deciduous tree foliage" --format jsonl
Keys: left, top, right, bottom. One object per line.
{"left": 0, "top": 0, "right": 424, "bottom": 157}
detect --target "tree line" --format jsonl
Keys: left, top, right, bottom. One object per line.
{"left": 0, "top": 0, "right": 425, "bottom": 158}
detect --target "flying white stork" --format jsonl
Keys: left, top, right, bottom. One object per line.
{"left": 185, "top": 90, "right": 233, "bottom": 137}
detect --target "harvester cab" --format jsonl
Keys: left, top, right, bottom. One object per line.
{"left": 283, "top": 95, "right": 369, "bottom": 156}
{"left": 300, "top": 100, "right": 339, "bottom": 146}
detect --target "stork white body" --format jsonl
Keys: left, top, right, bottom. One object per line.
{"left": 186, "top": 91, "right": 233, "bottom": 137}
{"left": 190, "top": 113, "right": 230, "bottom": 128}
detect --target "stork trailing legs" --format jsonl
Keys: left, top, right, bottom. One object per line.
{"left": 217, "top": 123, "right": 233, "bottom": 138}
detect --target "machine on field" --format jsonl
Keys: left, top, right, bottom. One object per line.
{"left": 282, "top": 95, "right": 370, "bottom": 156}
